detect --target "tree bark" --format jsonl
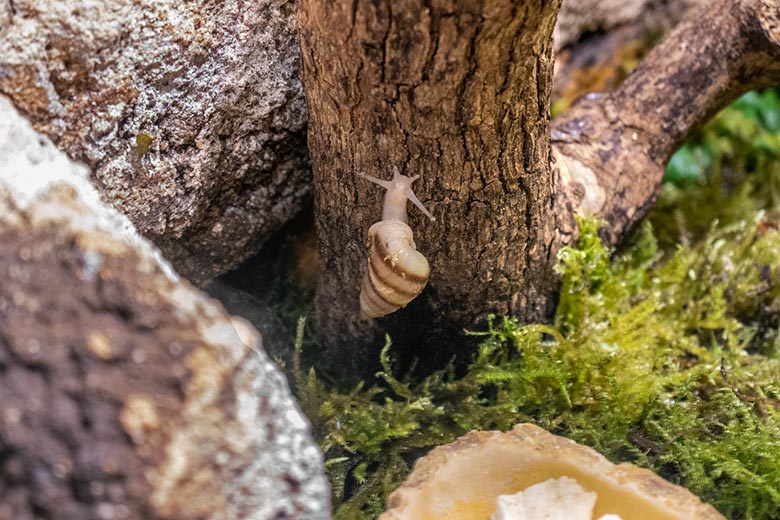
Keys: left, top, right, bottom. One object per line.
{"left": 297, "top": 1, "right": 561, "bottom": 372}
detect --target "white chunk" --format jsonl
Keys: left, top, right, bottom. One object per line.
{"left": 492, "top": 492, "right": 528, "bottom": 520}
{"left": 598, "top": 516, "right": 623, "bottom": 520}
{"left": 491, "top": 476, "right": 598, "bottom": 520}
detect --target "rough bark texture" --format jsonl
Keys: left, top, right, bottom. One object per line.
{"left": 0, "top": 96, "right": 329, "bottom": 520}
{"left": 0, "top": 0, "right": 309, "bottom": 284}
{"left": 297, "top": 0, "right": 561, "bottom": 371}
{"left": 552, "top": 0, "right": 780, "bottom": 244}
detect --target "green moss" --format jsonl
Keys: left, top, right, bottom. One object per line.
{"left": 291, "top": 91, "right": 780, "bottom": 520}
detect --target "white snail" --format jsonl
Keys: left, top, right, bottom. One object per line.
{"left": 359, "top": 168, "right": 435, "bottom": 319}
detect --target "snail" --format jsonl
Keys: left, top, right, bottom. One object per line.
{"left": 359, "top": 168, "right": 435, "bottom": 319}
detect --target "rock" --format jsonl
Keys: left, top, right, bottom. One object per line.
{"left": 0, "top": 0, "right": 310, "bottom": 284}
{"left": 552, "top": 0, "right": 707, "bottom": 114}
{"left": 0, "top": 95, "right": 329, "bottom": 519}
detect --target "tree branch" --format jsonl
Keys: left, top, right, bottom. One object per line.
{"left": 552, "top": 0, "right": 780, "bottom": 244}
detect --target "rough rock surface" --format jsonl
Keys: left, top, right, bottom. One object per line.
{"left": 0, "top": 0, "right": 310, "bottom": 284}
{"left": 0, "top": 96, "right": 329, "bottom": 519}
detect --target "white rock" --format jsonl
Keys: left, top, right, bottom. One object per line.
{"left": 491, "top": 477, "right": 597, "bottom": 520}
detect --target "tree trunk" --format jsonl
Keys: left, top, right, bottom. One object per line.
{"left": 297, "top": 1, "right": 562, "bottom": 372}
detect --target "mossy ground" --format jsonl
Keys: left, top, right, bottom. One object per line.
{"left": 289, "top": 90, "right": 780, "bottom": 520}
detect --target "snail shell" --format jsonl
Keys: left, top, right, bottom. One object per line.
{"left": 360, "top": 220, "right": 430, "bottom": 319}
{"left": 358, "top": 169, "right": 435, "bottom": 319}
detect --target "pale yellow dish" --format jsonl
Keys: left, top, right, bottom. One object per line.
{"left": 379, "top": 424, "right": 725, "bottom": 520}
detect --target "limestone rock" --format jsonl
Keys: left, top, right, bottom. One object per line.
{"left": 0, "top": 0, "right": 310, "bottom": 284}
{"left": 0, "top": 95, "right": 329, "bottom": 519}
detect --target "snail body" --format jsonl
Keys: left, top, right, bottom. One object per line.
{"left": 359, "top": 169, "right": 435, "bottom": 319}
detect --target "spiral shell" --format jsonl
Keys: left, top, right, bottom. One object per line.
{"left": 360, "top": 220, "right": 430, "bottom": 319}
{"left": 358, "top": 168, "right": 434, "bottom": 319}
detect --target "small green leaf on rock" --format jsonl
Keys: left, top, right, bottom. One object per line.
{"left": 136, "top": 133, "right": 155, "bottom": 155}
